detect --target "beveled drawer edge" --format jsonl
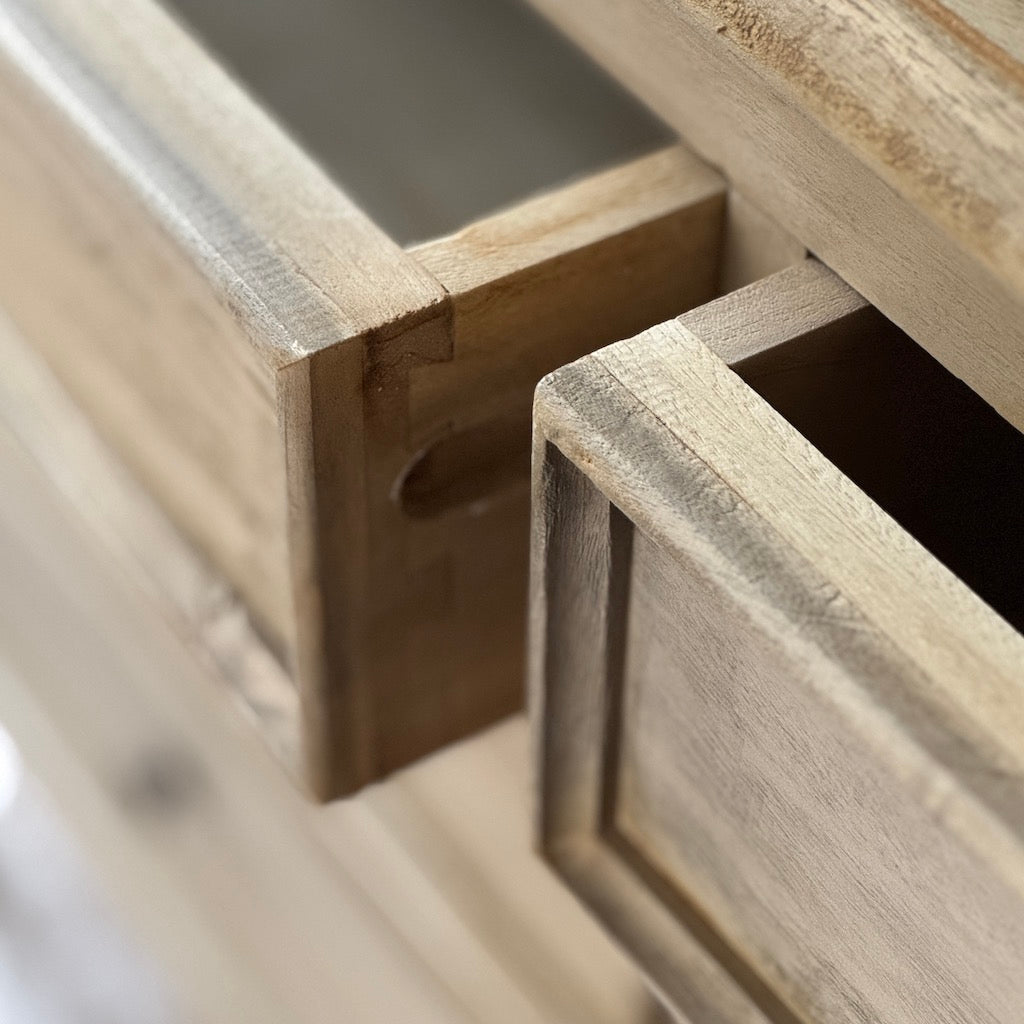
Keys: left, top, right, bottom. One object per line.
{"left": 530, "top": 269, "right": 1024, "bottom": 1020}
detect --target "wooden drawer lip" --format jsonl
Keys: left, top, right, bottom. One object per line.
{"left": 0, "top": 0, "right": 446, "bottom": 364}
{"left": 530, "top": 267, "right": 1024, "bottom": 1022}
{"left": 534, "top": 353, "right": 1024, "bottom": 825}
{"left": 589, "top": 319, "right": 1024, "bottom": 724}
{"left": 534, "top": 303, "right": 1024, "bottom": 768}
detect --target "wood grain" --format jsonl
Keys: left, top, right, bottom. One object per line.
{"left": 360, "top": 146, "right": 726, "bottom": 780}
{"left": 0, "top": 0, "right": 733, "bottom": 795}
{"left": 531, "top": 260, "right": 1024, "bottom": 1022}
{"left": 525, "top": 0, "right": 1024, "bottom": 433}
{"left": 0, "top": 0, "right": 446, "bottom": 796}
{"left": 0, "top": 307, "right": 301, "bottom": 776}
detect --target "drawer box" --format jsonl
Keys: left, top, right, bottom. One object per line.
{"left": 530, "top": 260, "right": 1024, "bottom": 1022}
{"left": 0, "top": 0, "right": 806, "bottom": 795}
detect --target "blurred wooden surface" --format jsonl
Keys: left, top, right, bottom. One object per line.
{"left": 0, "top": 756, "right": 182, "bottom": 1024}
{"left": 0, "top": 309, "right": 666, "bottom": 1024}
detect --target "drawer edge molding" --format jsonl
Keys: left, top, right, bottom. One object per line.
{"left": 530, "top": 262, "right": 1024, "bottom": 1022}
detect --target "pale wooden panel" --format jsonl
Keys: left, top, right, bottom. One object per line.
{"left": 531, "top": 261, "right": 1024, "bottom": 1022}
{"left": 0, "top": 44, "right": 290, "bottom": 652}
{"left": 0, "top": 308, "right": 301, "bottom": 776}
{"left": 0, "top": 439, "right": 474, "bottom": 1024}
{"left": 617, "top": 528, "right": 1024, "bottom": 1023}
{"left": 525, "top": 0, "right": 1024, "bottom": 432}
{"left": 530, "top": 441, "right": 771, "bottom": 1024}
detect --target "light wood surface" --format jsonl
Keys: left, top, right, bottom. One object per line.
{"left": 365, "top": 146, "right": 725, "bottom": 778}
{"left": 0, "top": 427, "right": 467, "bottom": 1024}
{"left": 531, "top": 260, "right": 1024, "bottom": 1023}
{"left": 0, "top": 309, "right": 665, "bottom": 1024}
{"left": 0, "top": 0, "right": 730, "bottom": 796}
{"left": 0, "top": 308, "right": 302, "bottom": 776}
{"left": 0, "top": 0, "right": 446, "bottom": 797}
{"left": 0, "top": 764, "right": 181, "bottom": 1024}
{"left": 525, "top": 0, "right": 1024, "bottom": 433}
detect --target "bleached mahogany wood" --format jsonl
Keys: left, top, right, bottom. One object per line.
{"left": 0, "top": 0, "right": 731, "bottom": 795}
{"left": 531, "top": 261, "right": 1024, "bottom": 1023}
{"left": 525, "top": 0, "right": 1024, "bottom": 432}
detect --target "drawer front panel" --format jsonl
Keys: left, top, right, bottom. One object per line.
{"left": 615, "top": 520, "right": 1024, "bottom": 1023}
{"left": 531, "top": 261, "right": 1024, "bottom": 1023}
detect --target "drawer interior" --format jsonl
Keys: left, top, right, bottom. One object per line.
{"left": 164, "top": 0, "right": 672, "bottom": 242}
{"left": 735, "top": 309, "right": 1024, "bottom": 633}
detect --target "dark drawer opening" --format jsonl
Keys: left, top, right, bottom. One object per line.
{"left": 735, "top": 309, "right": 1024, "bottom": 633}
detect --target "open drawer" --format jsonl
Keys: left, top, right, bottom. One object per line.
{"left": 0, "top": 0, "right": 807, "bottom": 796}
{"left": 530, "top": 260, "right": 1024, "bottom": 1022}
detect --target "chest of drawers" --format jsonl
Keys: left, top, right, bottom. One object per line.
{"left": 2, "top": 0, "right": 1022, "bottom": 1020}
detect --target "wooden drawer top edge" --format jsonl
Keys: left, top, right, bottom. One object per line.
{"left": 0, "top": 0, "right": 445, "bottom": 368}
{"left": 533, "top": 272, "right": 1024, "bottom": 829}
